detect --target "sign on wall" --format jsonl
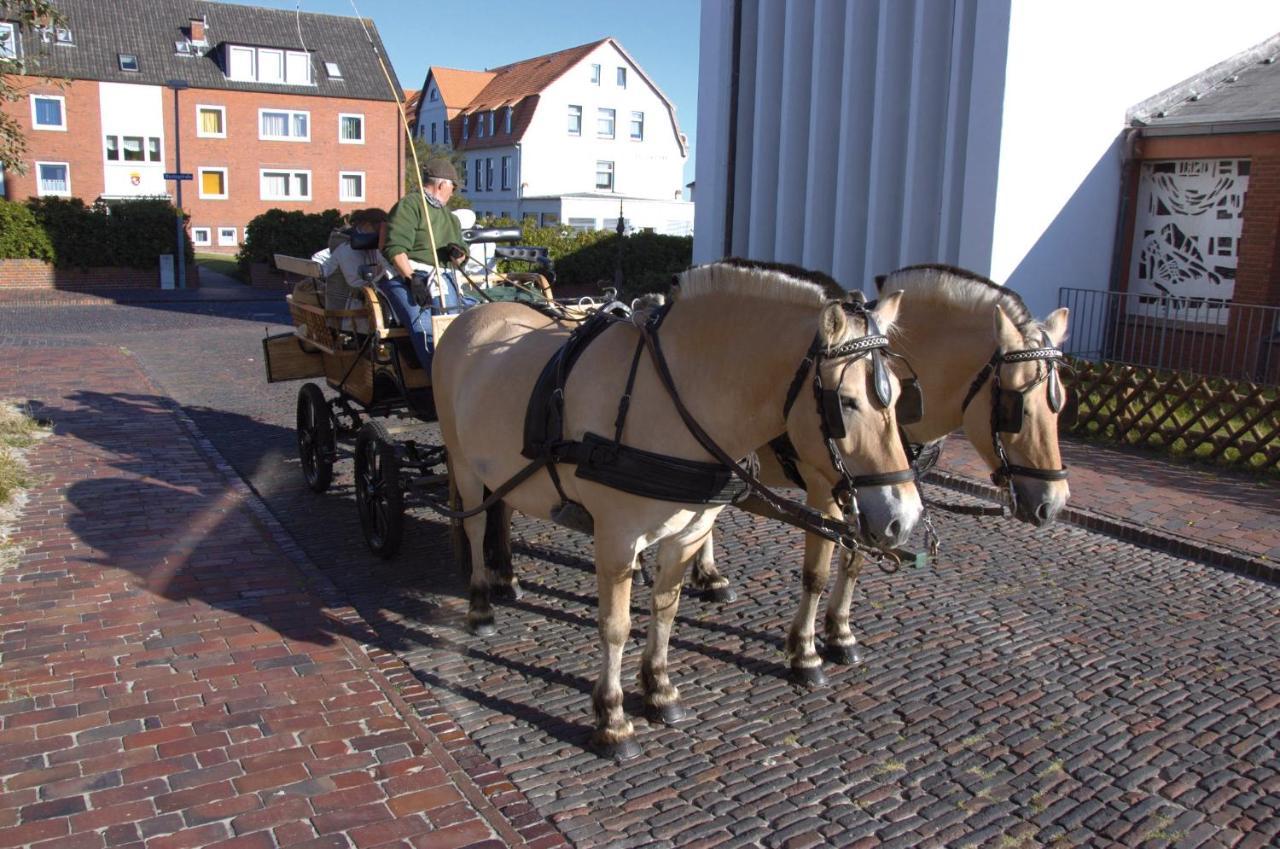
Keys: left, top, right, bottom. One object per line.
{"left": 1128, "top": 159, "right": 1249, "bottom": 320}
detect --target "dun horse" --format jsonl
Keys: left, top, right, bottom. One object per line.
{"left": 432, "top": 262, "right": 922, "bottom": 758}
{"left": 689, "top": 263, "right": 1072, "bottom": 683}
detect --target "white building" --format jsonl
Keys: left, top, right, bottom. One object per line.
{"left": 414, "top": 38, "right": 693, "bottom": 236}
{"left": 694, "top": 0, "right": 1280, "bottom": 318}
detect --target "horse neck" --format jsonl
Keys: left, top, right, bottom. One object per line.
{"left": 657, "top": 296, "right": 816, "bottom": 457}
{"left": 894, "top": 300, "right": 996, "bottom": 443}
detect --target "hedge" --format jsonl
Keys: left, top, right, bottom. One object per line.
{"left": 14, "top": 197, "right": 192, "bottom": 269}
{"left": 0, "top": 199, "right": 54, "bottom": 262}
{"left": 237, "top": 208, "right": 345, "bottom": 272}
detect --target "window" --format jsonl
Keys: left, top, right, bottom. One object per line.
{"left": 462, "top": 115, "right": 469, "bottom": 140}
{"left": 485, "top": 158, "right": 493, "bottom": 191}
{"left": 228, "top": 45, "right": 255, "bottom": 79}
{"left": 121, "top": 136, "right": 145, "bottom": 161}
{"left": 595, "top": 160, "right": 614, "bottom": 191}
{"left": 36, "top": 162, "right": 70, "bottom": 196}
{"left": 477, "top": 115, "right": 484, "bottom": 138}
{"left": 197, "top": 105, "right": 225, "bottom": 138}
{"left": 339, "top": 113, "right": 364, "bottom": 144}
{"left": 259, "top": 169, "right": 310, "bottom": 200}
{"left": 590, "top": 63, "right": 600, "bottom": 85}
{"left": 339, "top": 171, "right": 365, "bottom": 201}
{"left": 504, "top": 107, "right": 512, "bottom": 134}
{"left": 0, "top": 22, "right": 18, "bottom": 60}
{"left": 192, "top": 227, "right": 212, "bottom": 247}
{"left": 501, "top": 156, "right": 511, "bottom": 191}
{"left": 488, "top": 111, "right": 495, "bottom": 136}
{"left": 104, "top": 135, "right": 160, "bottom": 162}
{"left": 118, "top": 53, "right": 139, "bottom": 72}
{"left": 617, "top": 67, "right": 627, "bottom": 87}
{"left": 429, "top": 88, "right": 438, "bottom": 101}
{"left": 597, "top": 108, "right": 615, "bottom": 139}
{"left": 31, "top": 95, "right": 66, "bottom": 130}
{"left": 147, "top": 137, "right": 161, "bottom": 162}
{"left": 54, "top": 26, "right": 72, "bottom": 45}
{"left": 105, "top": 136, "right": 118, "bottom": 161}
{"left": 324, "top": 61, "right": 342, "bottom": 78}
{"left": 226, "top": 44, "right": 311, "bottom": 85}
{"left": 218, "top": 227, "right": 237, "bottom": 246}
{"left": 568, "top": 217, "right": 595, "bottom": 232}
{"left": 198, "top": 167, "right": 228, "bottom": 199}
{"left": 630, "top": 111, "right": 644, "bottom": 141}
{"left": 259, "top": 109, "right": 309, "bottom": 141}
{"left": 472, "top": 159, "right": 481, "bottom": 192}
{"left": 430, "top": 122, "right": 437, "bottom": 144}
{"left": 443, "top": 122, "right": 450, "bottom": 144}
{"left": 540, "top": 212, "right": 558, "bottom": 226}
{"left": 567, "top": 105, "right": 582, "bottom": 136}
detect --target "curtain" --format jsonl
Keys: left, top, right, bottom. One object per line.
{"left": 200, "top": 109, "right": 222, "bottom": 135}
{"left": 261, "top": 172, "right": 287, "bottom": 197}
{"left": 122, "top": 136, "right": 144, "bottom": 162}
{"left": 202, "top": 171, "right": 223, "bottom": 196}
{"left": 291, "top": 113, "right": 308, "bottom": 138}
{"left": 39, "top": 165, "right": 67, "bottom": 193}
{"left": 341, "top": 174, "right": 362, "bottom": 199}
{"left": 261, "top": 112, "right": 288, "bottom": 137}
{"left": 34, "top": 98, "right": 62, "bottom": 127}
{"left": 341, "top": 116, "right": 361, "bottom": 141}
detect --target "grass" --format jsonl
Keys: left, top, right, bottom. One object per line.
{"left": 194, "top": 252, "right": 245, "bottom": 282}
{"left": 0, "top": 402, "right": 43, "bottom": 507}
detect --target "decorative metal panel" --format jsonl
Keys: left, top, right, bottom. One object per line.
{"left": 1129, "top": 158, "right": 1249, "bottom": 320}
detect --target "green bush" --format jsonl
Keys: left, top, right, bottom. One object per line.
{"left": 0, "top": 198, "right": 54, "bottom": 261}
{"left": 237, "top": 208, "right": 345, "bottom": 272}
{"left": 23, "top": 196, "right": 191, "bottom": 269}
{"left": 478, "top": 216, "right": 691, "bottom": 299}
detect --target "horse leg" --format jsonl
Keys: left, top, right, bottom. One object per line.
{"left": 639, "top": 529, "right": 706, "bottom": 725}
{"left": 823, "top": 549, "right": 867, "bottom": 666}
{"left": 591, "top": 534, "right": 640, "bottom": 761}
{"left": 688, "top": 532, "right": 737, "bottom": 603}
{"left": 454, "top": 467, "right": 495, "bottom": 636}
{"left": 484, "top": 500, "right": 521, "bottom": 601}
{"left": 785, "top": 492, "right": 839, "bottom": 686}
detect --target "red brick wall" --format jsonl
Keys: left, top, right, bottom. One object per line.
{"left": 1, "top": 77, "right": 405, "bottom": 256}
{"left": 0, "top": 258, "right": 198, "bottom": 289}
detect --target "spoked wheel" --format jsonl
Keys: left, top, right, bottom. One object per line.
{"left": 354, "top": 420, "right": 404, "bottom": 558}
{"left": 296, "top": 383, "right": 335, "bottom": 493}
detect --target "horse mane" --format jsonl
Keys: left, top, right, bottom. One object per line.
{"left": 678, "top": 261, "right": 829, "bottom": 308}
{"left": 718, "top": 257, "right": 848, "bottom": 301}
{"left": 876, "top": 263, "right": 1038, "bottom": 332}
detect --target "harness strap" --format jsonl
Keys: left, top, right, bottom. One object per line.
{"left": 613, "top": 333, "right": 647, "bottom": 445}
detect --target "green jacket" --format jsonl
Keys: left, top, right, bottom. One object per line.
{"left": 383, "top": 194, "right": 464, "bottom": 268}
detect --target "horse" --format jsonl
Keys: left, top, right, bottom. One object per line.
{"left": 684, "top": 263, "right": 1072, "bottom": 684}
{"left": 431, "top": 261, "right": 923, "bottom": 758}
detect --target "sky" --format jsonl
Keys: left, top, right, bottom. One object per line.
{"left": 233, "top": 0, "right": 703, "bottom": 184}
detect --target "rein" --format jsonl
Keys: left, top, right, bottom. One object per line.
{"left": 960, "top": 333, "right": 1069, "bottom": 511}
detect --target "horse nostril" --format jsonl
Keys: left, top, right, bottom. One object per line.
{"left": 1035, "top": 503, "right": 1053, "bottom": 525}
{"left": 881, "top": 519, "right": 900, "bottom": 542}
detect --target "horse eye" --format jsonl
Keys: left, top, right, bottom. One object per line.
{"left": 840, "top": 396, "right": 859, "bottom": 412}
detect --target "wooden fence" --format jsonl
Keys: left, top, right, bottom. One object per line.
{"left": 1064, "top": 359, "right": 1280, "bottom": 474}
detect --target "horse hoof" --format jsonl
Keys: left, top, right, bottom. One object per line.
{"left": 468, "top": 620, "right": 497, "bottom": 637}
{"left": 790, "top": 664, "right": 827, "bottom": 687}
{"left": 592, "top": 736, "right": 642, "bottom": 762}
{"left": 823, "top": 642, "right": 864, "bottom": 666}
{"left": 644, "top": 702, "right": 689, "bottom": 725}
{"left": 491, "top": 583, "right": 522, "bottom": 602}
{"left": 701, "top": 585, "right": 737, "bottom": 604}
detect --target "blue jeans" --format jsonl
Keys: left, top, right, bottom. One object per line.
{"left": 374, "top": 276, "right": 434, "bottom": 370}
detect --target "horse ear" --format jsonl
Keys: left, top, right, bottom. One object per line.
{"left": 871, "top": 290, "right": 902, "bottom": 332}
{"left": 819, "top": 302, "right": 847, "bottom": 345}
{"left": 1043, "top": 307, "right": 1069, "bottom": 347}
{"left": 874, "top": 273, "right": 886, "bottom": 293}
{"left": 993, "top": 305, "right": 1022, "bottom": 351}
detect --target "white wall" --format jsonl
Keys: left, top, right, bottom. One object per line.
{"left": 522, "top": 41, "right": 687, "bottom": 200}
{"left": 98, "top": 82, "right": 166, "bottom": 197}
{"left": 993, "top": 0, "right": 1280, "bottom": 317}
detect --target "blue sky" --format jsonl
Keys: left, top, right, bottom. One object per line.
{"left": 233, "top": 0, "right": 702, "bottom": 184}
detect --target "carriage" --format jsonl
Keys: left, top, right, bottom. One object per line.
{"left": 262, "top": 225, "right": 584, "bottom": 557}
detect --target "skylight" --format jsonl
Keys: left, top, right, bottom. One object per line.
{"left": 325, "top": 61, "right": 342, "bottom": 79}
{"left": 118, "top": 53, "right": 139, "bottom": 72}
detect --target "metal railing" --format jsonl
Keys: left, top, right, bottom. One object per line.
{"left": 1058, "top": 287, "right": 1280, "bottom": 386}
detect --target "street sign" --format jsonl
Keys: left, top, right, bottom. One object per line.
{"left": 163, "top": 172, "right": 193, "bottom": 181}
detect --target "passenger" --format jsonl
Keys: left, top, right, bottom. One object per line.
{"left": 382, "top": 157, "right": 469, "bottom": 369}
{"left": 311, "top": 209, "right": 391, "bottom": 330}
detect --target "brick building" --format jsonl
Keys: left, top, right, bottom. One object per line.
{"left": 0, "top": 0, "right": 403, "bottom": 253}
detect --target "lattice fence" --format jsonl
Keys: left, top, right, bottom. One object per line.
{"left": 1065, "top": 359, "right": 1280, "bottom": 474}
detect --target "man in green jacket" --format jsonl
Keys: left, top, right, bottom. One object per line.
{"left": 379, "top": 157, "right": 468, "bottom": 367}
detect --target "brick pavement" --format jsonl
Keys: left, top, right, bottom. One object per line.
{"left": 0, "top": 345, "right": 568, "bottom": 849}
{"left": 1, "top": 298, "right": 1279, "bottom": 847}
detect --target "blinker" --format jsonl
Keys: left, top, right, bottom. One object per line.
{"left": 821, "top": 389, "right": 847, "bottom": 439}
{"left": 896, "top": 378, "right": 924, "bottom": 425}
{"left": 996, "top": 389, "right": 1024, "bottom": 434}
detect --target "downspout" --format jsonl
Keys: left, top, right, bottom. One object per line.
{"left": 1107, "top": 127, "right": 1140, "bottom": 293}
{"left": 722, "top": 0, "right": 743, "bottom": 259}
{"left": 515, "top": 142, "right": 522, "bottom": 218}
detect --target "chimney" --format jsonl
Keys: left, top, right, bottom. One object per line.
{"left": 189, "top": 16, "right": 206, "bottom": 44}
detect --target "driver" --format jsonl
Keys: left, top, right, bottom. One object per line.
{"left": 381, "top": 157, "right": 469, "bottom": 368}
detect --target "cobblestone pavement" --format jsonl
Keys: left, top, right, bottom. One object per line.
{"left": 3, "top": 299, "right": 1279, "bottom": 848}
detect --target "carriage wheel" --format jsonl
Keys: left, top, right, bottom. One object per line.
{"left": 354, "top": 420, "right": 404, "bottom": 558}
{"left": 297, "top": 383, "right": 335, "bottom": 493}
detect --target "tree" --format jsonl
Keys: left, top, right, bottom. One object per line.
{"left": 405, "top": 138, "right": 470, "bottom": 210}
{"left": 1, "top": 1, "right": 67, "bottom": 174}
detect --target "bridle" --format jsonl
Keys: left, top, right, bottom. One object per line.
{"left": 780, "top": 304, "right": 918, "bottom": 514}
{"left": 960, "top": 330, "right": 1070, "bottom": 511}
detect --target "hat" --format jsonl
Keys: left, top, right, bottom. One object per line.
{"left": 423, "top": 157, "right": 459, "bottom": 184}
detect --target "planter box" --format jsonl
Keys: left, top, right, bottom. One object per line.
{"left": 0, "top": 258, "right": 198, "bottom": 289}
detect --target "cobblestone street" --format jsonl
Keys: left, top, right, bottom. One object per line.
{"left": 2, "top": 297, "right": 1278, "bottom": 848}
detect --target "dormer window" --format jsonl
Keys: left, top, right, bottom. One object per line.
{"left": 488, "top": 110, "right": 495, "bottom": 135}
{"left": 1, "top": 22, "right": 20, "bottom": 60}
{"left": 118, "top": 53, "right": 139, "bottom": 72}
{"left": 225, "top": 44, "right": 313, "bottom": 85}
{"left": 462, "top": 116, "right": 469, "bottom": 140}
{"left": 504, "top": 106, "right": 512, "bottom": 134}
{"left": 477, "top": 115, "right": 484, "bottom": 138}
